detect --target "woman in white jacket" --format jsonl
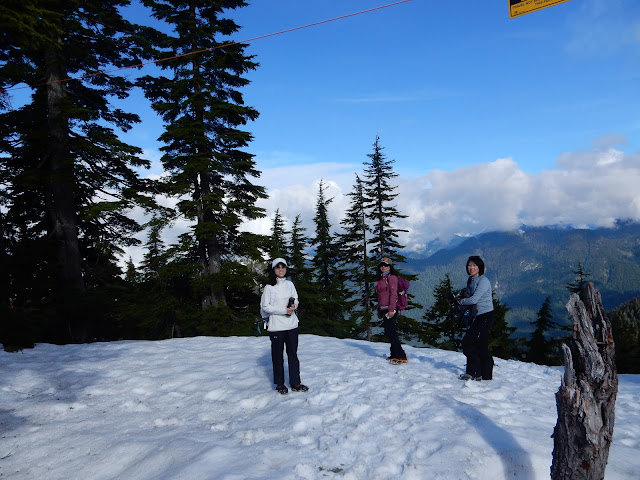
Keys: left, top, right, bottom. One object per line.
{"left": 261, "top": 258, "right": 308, "bottom": 395}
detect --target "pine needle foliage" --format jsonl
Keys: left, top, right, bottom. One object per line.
{"left": 136, "top": 0, "right": 267, "bottom": 315}
{"left": 0, "top": 0, "right": 154, "bottom": 345}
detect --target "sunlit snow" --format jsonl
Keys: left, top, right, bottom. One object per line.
{"left": 1, "top": 335, "right": 638, "bottom": 479}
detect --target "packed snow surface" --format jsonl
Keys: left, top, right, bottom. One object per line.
{"left": 1, "top": 335, "right": 638, "bottom": 479}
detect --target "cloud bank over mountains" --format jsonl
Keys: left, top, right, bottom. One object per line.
{"left": 248, "top": 143, "right": 640, "bottom": 254}
{"left": 123, "top": 141, "right": 640, "bottom": 266}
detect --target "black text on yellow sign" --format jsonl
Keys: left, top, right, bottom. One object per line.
{"left": 509, "top": 0, "right": 571, "bottom": 19}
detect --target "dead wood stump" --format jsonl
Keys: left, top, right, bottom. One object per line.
{"left": 551, "top": 283, "right": 618, "bottom": 480}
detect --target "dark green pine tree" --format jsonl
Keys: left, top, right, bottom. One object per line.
{"left": 566, "top": 262, "right": 590, "bottom": 300}
{"left": 362, "top": 135, "right": 408, "bottom": 263}
{"left": 269, "top": 209, "right": 289, "bottom": 260}
{"left": 609, "top": 296, "right": 640, "bottom": 374}
{"left": 338, "top": 174, "right": 376, "bottom": 339}
{"left": 124, "top": 258, "right": 139, "bottom": 283}
{"left": 288, "top": 215, "right": 313, "bottom": 286}
{"left": 419, "top": 274, "right": 466, "bottom": 350}
{"left": 137, "top": 0, "right": 268, "bottom": 318}
{"left": 115, "top": 223, "right": 197, "bottom": 340}
{"left": 361, "top": 136, "right": 420, "bottom": 338}
{"left": 0, "top": 0, "right": 153, "bottom": 345}
{"left": 140, "top": 214, "right": 169, "bottom": 277}
{"left": 526, "top": 296, "right": 563, "bottom": 365}
{"left": 489, "top": 294, "right": 522, "bottom": 360}
{"left": 285, "top": 215, "right": 321, "bottom": 334}
{"left": 309, "top": 179, "right": 355, "bottom": 337}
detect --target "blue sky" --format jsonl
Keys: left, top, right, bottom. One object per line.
{"left": 226, "top": 0, "right": 640, "bottom": 173}
{"left": 115, "top": 0, "right": 640, "bottom": 258}
{"left": 7, "top": 0, "right": 639, "bottom": 259}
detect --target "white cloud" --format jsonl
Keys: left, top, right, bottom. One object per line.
{"left": 244, "top": 165, "right": 355, "bottom": 241}
{"left": 122, "top": 143, "right": 640, "bottom": 264}
{"left": 397, "top": 146, "right": 640, "bottom": 251}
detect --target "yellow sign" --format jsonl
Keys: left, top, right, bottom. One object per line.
{"left": 509, "top": 0, "right": 571, "bottom": 18}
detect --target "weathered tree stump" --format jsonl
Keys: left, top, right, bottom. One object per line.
{"left": 551, "top": 283, "right": 618, "bottom": 480}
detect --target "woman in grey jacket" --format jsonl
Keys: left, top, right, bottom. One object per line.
{"left": 458, "top": 256, "right": 494, "bottom": 381}
{"left": 261, "top": 258, "right": 308, "bottom": 395}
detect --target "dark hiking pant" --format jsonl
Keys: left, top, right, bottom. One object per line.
{"left": 382, "top": 311, "right": 406, "bottom": 360}
{"left": 269, "top": 328, "right": 301, "bottom": 386}
{"left": 462, "top": 310, "right": 494, "bottom": 380}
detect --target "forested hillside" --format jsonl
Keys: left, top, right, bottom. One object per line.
{"left": 403, "top": 222, "right": 640, "bottom": 336}
{"left": 609, "top": 295, "right": 640, "bottom": 374}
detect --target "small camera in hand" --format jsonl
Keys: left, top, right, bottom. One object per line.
{"left": 286, "top": 297, "right": 295, "bottom": 316}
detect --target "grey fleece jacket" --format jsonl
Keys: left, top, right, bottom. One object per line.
{"left": 459, "top": 274, "right": 494, "bottom": 315}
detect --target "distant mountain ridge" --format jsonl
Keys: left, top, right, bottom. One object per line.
{"left": 402, "top": 221, "right": 640, "bottom": 335}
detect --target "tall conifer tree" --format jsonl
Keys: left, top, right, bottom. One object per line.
{"left": 0, "top": 0, "right": 152, "bottom": 344}
{"left": 269, "top": 209, "right": 289, "bottom": 260}
{"left": 310, "top": 180, "right": 354, "bottom": 337}
{"left": 362, "top": 136, "right": 408, "bottom": 264}
{"left": 339, "top": 174, "right": 375, "bottom": 339}
{"left": 289, "top": 215, "right": 312, "bottom": 286}
{"left": 284, "top": 215, "right": 321, "bottom": 334}
{"left": 137, "top": 0, "right": 267, "bottom": 315}
{"left": 361, "top": 136, "right": 419, "bottom": 339}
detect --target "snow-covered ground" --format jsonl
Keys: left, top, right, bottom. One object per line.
{"left": 1, "top": 335, "right": 638, "bottom": 480}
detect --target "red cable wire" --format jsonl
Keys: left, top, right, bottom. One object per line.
{"left": 5, "top": 0, "right": 413, "bottom": 92}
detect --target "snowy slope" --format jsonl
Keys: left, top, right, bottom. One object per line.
{"left": 1, "top": 335, "right": 638, "bottom": 480}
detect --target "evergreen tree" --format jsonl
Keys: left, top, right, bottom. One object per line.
{"left": 114, "top": 231, "right": 200, "bottom": 340}
{"left": 0, "top": 0, "right": 153, "bottom": 345}
{"left": 566, "top": 262, "right": 590, "bottom": 300}
{"left": 609, "top": 296, "right": 640, "bottom": 374}
{"left": 269, "top": 209, "right": 289, "bottom": 260}
{"left": 362, "top": 135, "right": 408, "bottom": 263}
{"left": 288, "top": 215, "right": 312, "bottom": 286}
{"left": 309, "top": 180, "right": 354, "bottom": 337}
{"left": 137, "top": 0, "right": 267, "bottom": 317}
{"left": 526, "top": 296, "right": 563, "bottom": 365}
{"left": 338, "top": 174, "right": 376, "bottom": 339}
{"left": 124, "top": 258, "right": 139, "bottom": 283}
{"left": 360, "top": 136, "right": 420, "bottom": 339}
{"left": 419, "top": 274, "right": 465, "bottom": 350}
{"left": 489, "top": 294, "right": 521, "bottom": 360}
{"left": 287, "top": 215, "right": 320, "bottom": 326}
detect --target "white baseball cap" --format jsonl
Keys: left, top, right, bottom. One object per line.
{"left": 272, "top": 258, "right": 288, "bottom": 268}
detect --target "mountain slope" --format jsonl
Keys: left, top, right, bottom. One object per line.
{"left": 404, "top": 222, "right": 640, "bottom": 334}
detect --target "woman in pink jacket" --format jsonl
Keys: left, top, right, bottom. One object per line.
{"left": 375, "top": 257, "right": 407, "bottom": 364}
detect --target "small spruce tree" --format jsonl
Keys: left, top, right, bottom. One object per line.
{"left": 526, "top": 296, "right": 563, "bottom": 365}
{"left": 420, "top": 274, "right": 466, "bottom": 350}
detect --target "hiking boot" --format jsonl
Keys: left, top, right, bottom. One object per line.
{"left": 276, "top": 384, "right": 288, "bottom": 394}
{"left": 390, "top": 358, "right": 408, "bottom": 365}
{"left": 459, "top": 374, "right": 481, "bottom": 381}
{"left": 292, "top": 384, "right": 309, "bottom": 392}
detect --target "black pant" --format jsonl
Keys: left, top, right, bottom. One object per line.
{"left": 269, "top": 328, "right": 301, "bottom": 386}
{"left": 382, "top": 311, "right": 406, "bottom": 360}
{"left": 462, "top": 311, "right": 494, "bottom": 380}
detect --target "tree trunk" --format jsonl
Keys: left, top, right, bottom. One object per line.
{"left": 195, "top": 168, "right": 226, "bottom": 310}
{"left": 44, "top": 54, "right": 85, "bottom": 293}
{"left": 551, "top": 283, "right": 617, "bottom": 480}
{"left": 44, "top": 50, "right": 91, "bottom": 342}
